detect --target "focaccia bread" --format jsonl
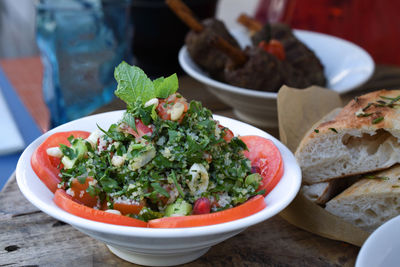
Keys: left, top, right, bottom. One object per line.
{"left": 301, "top": 176, "right": 359, "bottom": 205}
{"left": 325, "top": 164, "right": 400, "bottom": 232}
{"left": 296, "top": 89, "right": 400, "bottom": 184}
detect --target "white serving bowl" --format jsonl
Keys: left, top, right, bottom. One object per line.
{"left": 16, "top": 111, "right": 301, "bottom": 266}
{"left": 356, "top": 215, "right": 400, "bottom": 267}
{"left": 179, "top": 28, "right": 375, "bottom": 128}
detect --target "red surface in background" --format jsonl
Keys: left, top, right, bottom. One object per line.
{"left": 255, "top": 0, "right": 400, "bottom": 66}
{"left": 0, "top": 57, "right": 49, "bottom": 132}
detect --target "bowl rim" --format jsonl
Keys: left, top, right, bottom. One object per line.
{"left": 356, "top": 215, "right": 400, "bottom": 267}
{"left": 16, "top": 111, "right": 301, "bottom": 238}
{"left": 179, "top": 29, "right": 375, "bottom": 97}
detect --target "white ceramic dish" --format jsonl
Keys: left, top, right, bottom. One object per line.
{"left": 179, "top": 28, "right": 375, "bottom": 128}
{"left": 356, "top": 215, "right": 400, "bottom": 267}
{"left": 16, "top": 111, "right": 301, "bottom": 266}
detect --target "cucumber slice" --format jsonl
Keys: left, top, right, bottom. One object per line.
{"left": 165, "top": 199, "right": 192, "bottom": 217}
{"left": 61, "top": 139, "right": 88, "bottom": 169}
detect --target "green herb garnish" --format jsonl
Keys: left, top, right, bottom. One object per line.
{"left": 314, "top": 129, "right": 319, "bottom": 133}
{"left": 114, "top": 62, "right": 178, "bottom": 121}
{"left": 59, "top": 144, "right": 77, "bottom": 159}
{"left": 114, "top": 61, "right": 178, "bottom": 107}
{"left": 329, "top": 128, "right": 338, "bottom": 133}
{"left": 170, "top": 170, "right": 185, "bottom": 198}
{"left": 372, "top": 117, "right": 384, "bottom": 124}
{"left": 365, "top": 175, "right": 389, "bottom": 180}
{"left": 356, "top": 112, "right": 372, "bottom": 117}
{"left": 380, "top": 95, "right": 400, "bottom": 106}
{"left": 362, "top": 103, "right": 373, "bottom": 112}
{"left": 151, "top": 182, "right": 170, "bottom": 198}
{"left": 77, "top": 176, "right": 87, "bottom": 184}
{"left": 99, "top": 177, "right": 120, "bottom": 193}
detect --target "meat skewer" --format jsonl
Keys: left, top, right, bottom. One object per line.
{"left": 209, "top": 31, "right": 287, "bottom": 92}
{"left": 237, "top": 14, "right": 327, "bottom": 88}
{"left": 166, "top": 0, "right": 241, "bottom": 81}
{"left": 167, "top": 0, "right": 288, "bottom": 92}
{"left": 167, "top": 1, "right": 314, "bottom": 92}
{"left": 237, "top": 14, "right": 263, "bottom": 33}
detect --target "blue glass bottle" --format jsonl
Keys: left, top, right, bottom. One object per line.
{"left": 36, "top": 0, "right": 132, "bottom": 127}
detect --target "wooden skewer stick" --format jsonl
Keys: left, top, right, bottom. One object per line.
{"left": 166, "top": 0, "right": 204, "bottom": 33}
{"left": 167, "top": 0, "right": 247, "bottom": 67}
{"left": 237, "top": 13, "right": 263, "bottom": 32}
{"left": 209, "top": 35, "right": 248, "bottom": 67}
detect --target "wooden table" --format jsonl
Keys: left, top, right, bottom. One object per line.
{"left": 1, "top": 57, "right": 400, "bottom": 266}
{"left": 0, "top": 175, "right": 359, "bottom": 266}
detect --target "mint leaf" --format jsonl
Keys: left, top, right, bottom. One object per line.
{"left": 153, "top": 73, "right": 179, "bottom": 99}
{"left": 114, "top": 62, "right": 178, "bottom": 122}
{"left": 114, "top": 62, "right": 155, "bottom": 106}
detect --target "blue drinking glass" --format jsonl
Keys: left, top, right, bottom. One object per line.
{"left": 36, "top": 0, "right": 132, "bottom": 127}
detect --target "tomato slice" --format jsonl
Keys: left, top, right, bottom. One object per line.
{"left": 218, "top": 124, "right": 234, "bottom": 142}
{"left": 53, "top": 189, "right": 147, "bottom": 227}
{"left": 148, "top": 195, "right": 265, "bottom": 228}
{"left": 69, "top": 177, "right": 99, "bottom": 208}
{"left": 113, "top": 202, "right": 144, "bottom": 215}
{"left": 240, "top": 135, "right": 283, "bottom": 195}
{"left": 31, "top": 131, "right": 90, "bottom": 193}
{"left": 258, "top": 39, "right": 286, "bottom": 61}
{"left": 156, "top": 94, "right": 188, "bottom": 121}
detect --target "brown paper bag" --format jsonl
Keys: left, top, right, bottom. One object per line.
{"left": 277, "top": 85, "right": 370, "bottom": 247}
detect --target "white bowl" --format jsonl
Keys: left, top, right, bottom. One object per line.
{"left": 179, "top": 28, "right": 375, "bottom": 128}
{"left": 16, "top": 111, "right": 301, "bottom": 266}
{"left": 356, "top": 215, "right": 400, "bottom": 267}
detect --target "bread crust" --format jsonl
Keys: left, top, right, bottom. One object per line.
{"left": 306, "top": 90, "right": 400, "bottom": 140}
{"left": 296, "top": 89, "right": 400, "bottom": 183}
{"left": 325, "top": 164, "right": 400, "bottom": 232}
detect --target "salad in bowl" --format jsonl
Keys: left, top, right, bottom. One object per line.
{"left": 31, "top": 62, "right": 282, "bottom": 228}
{"left": 17, "top": 62, "right": 300, "bottom": 265}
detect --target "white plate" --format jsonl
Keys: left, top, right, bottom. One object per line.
{"left": 356, "top": 215, "right": 400, "bottom": 267}
{"left": 16, "top": 111, "right": 301, "bottom": 266}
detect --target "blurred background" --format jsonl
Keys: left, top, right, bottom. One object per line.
{"left": 2, "top": 0, "right": 400, "bottom": 64}
{"left": 1, "top": 0, "right": 400, "bottom": 189}
{"left": 0, "top": 0, "right": 259, "bottom": 126}
{"left": 0, "top": 0, "right": 259, "bottom": 188}
{"left": 0, "top": 0, "right": 259, "bottom": 59}
{"left": 0, "top": 1, "right": 38, "bottom": 58}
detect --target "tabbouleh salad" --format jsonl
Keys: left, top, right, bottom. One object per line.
{"left": 48, "top": 63, "right": 262, "bottom": 221}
